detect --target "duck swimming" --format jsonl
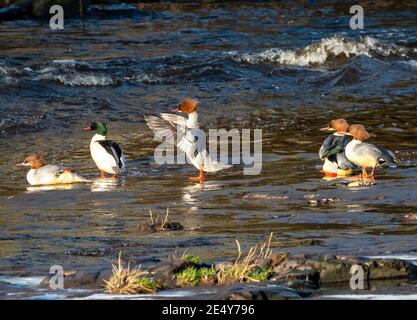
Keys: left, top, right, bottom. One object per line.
{"left": 144, "top": 98, "right": 232, "bottom": 183}
{"left": 345, "top": 124, "right": 398, "bottom": 179}
{"left": 16, "top": 154, "right": 89, "bottom": 186}
{"left": 319, "top": 118, "right": 356, "bottom": 177}
{"left": 83, "top": 121, "right": 128, "bottom": 178}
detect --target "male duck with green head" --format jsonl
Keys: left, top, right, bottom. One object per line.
{"left": 83, "top": 121, "right": 127, "bottom": 178}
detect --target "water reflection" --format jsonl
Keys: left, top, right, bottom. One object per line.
{"left": 181, "top": 182, "right": 226, "bottom": 209}
{"left": 90, "top": 178, "right": 123, "bottom": 192}
{"left": 26, "top": 184, "right": 80, "bottom": 192}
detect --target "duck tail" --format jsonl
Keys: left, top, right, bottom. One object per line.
{"left": 379, "top": 147, "right": 399, "bottom": 166}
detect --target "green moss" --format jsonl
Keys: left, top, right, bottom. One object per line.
{"left": 137, "top": 277, "right": 160, "bottom": 291}
{"left": 176, "top": 266, "right": 201, "bottom": 286}
{"left": 199, "top": 266, "right": 217, "bottom": 279}
{"left": 182, "top": 254, "right": 200, "bottom": 264}
{"left": 176, "top": 266, "right": 216, "bottom": 286}
{"left": 247, "top": 268, "right": 273, "bottom": 282}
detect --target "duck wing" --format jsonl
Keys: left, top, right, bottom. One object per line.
{"left": 144, "top": 113, "right": 187, "bottom": 142}
{"left": 97, "top": 140, "right": 128, "bottom": 175}
{"left": 378, "top": 146, "right": 398, "bottom": 165}
{"left": 319, "top": 135, "right": 351, "bottom": 159}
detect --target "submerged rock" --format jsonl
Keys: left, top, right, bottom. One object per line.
{"left": 215, "top": 283, "right": 312, "bottom": 300}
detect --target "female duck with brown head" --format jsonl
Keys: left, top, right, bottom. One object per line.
{"left": 345, "top": 124, "right": 398, "bottom": 179}
{"left": 319, "top": 118, "right": 356, "bottom": 177}
{"left": 144, "top": 98, "right": 232, "bottom": 183}
{"left": 16, "top": 154, "right": 89, "bottom": 186}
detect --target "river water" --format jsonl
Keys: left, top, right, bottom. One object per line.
{"left": 0, "top": 2, "right": 416, "bottom": 299}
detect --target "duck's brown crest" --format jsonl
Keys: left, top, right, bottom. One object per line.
{"left": 348, "top": 124, "right": 370, "bottom": 141}
{"left": 178, "top": 98, "right": 198, "bottom": 113}
{"left": 329, "top": 118, "right": 349, "bottom": 132}
{"left": 25, "top": 154, "right": 46, "bottom": 169}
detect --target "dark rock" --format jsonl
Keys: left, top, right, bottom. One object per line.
{"left": 148, "top": 262, "right": 176, "bottom": 286}
{"left": 38, "top": 268, "right": 110, "bottom": 289}
{"left": 286, "top": 279, "right": 319, "bottom": 291}
{"left": 270, "top": 252, "right": 289, "bottom": 268}
{"left": 215, "top": 283, "right": 310, "bottom": 300}
{"left": 365, "top": 259, "right": 417, "bottom": 280}
{"left": 297, "top": 239, "right": 322, "bottom": 247}
{"left": 32, "top": 0, "right": 91, "bottom": 19}
{"left": 270, "top": 269, "right": 319, "bottom": 286}
{"left": 305, "top": 260, "right": 351, "bottom": 283}
{"left": 253, "top": 258, "right": 272, "bottom": 270}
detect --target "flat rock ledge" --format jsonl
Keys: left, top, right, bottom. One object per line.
{"left": 37, "top": 253, "right": 417, "bottom": 299}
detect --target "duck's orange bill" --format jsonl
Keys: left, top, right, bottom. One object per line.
{"left": 16, "top": 162, "right": 27, "bottom": 167}
{"left": 83, "top": 127, "right": 92, "bottom": 131}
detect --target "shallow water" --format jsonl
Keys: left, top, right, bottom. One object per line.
{"left": 0, "top": 2, "right": 417, "bottom": 298}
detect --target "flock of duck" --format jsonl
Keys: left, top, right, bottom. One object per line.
{"left": 16, "top": 98, "right": 398, "bottom": 186}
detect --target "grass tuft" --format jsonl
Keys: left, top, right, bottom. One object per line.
{"left": 104, "top": 252, "right": 160, "bottom": 294}
{"left": 182, "top": 254, "right": 201, "bottom": 264}
{"left": 175, "top": 266, "right": 217, "bottom": 286}
{"left": 217, "top": 233, "right": 274, "bottom": 284}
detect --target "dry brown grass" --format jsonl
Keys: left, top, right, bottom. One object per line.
{"left": 104, "top": 252, "right": 159, "bottom": 294}
{"left": 217, "top": 233, "right": 274, "bottom": 284}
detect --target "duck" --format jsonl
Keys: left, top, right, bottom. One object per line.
{"left": 319, "top": 118, "right": 356, "bottom": 177}
{"left": 16, "top": 154, "right": 89, "bottom": 186}
{"left": 345, "top": 124, "right": 398, "bottom": 179}
{"left": 83, "top": 121, "right": 128, "bottom": 178}
{"left": 144, "top": 98, "right": 232, "bottom": 183}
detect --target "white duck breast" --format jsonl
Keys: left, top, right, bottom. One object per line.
{"left": 90, "top": 134, "right": 127, "bottom": 175}
{"left": 26, "top": 165, "right": 88, "bottom": 186}
{"left": 345, "top": 140, "right": 397, "bottom": 168}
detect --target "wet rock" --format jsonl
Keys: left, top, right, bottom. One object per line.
{"left": 136, "top": 220, "right": 184, "bottom": 233}
{"left": 65, "top": 247, "right": 114, "bottom": 257}
{"left": 297, "top": 239, "right": 322, "bottom": 246}
{"left": 253, "top": 258, "right": 272, "bottom": 270}
{"left": 243, "top": 193, "right": 289, "bottom": 201}
{"left": 270, "top": 269, "right": 319, "bottom": 286}
{"left": 273, "top": 258, "right": 300, "bottom": 274}
{"left": 32, "top": 0, "right": 91, "bottom": 19}
{"left": 365, "top": 259, "right": 417, "bottom": 280}
{"left": 148, "top": 262, "right": 181, "bottom": 287}
{"left": 39, "top": 268, "right": 109, "bottom": 289}
{"left": 286, "top": 279, "right": 319, "bottom": 291}
{"left": 270, "top": 252, "right": 289, "bottom": 268}
{"left": 216, "top": 283, "right": 311, "bottom": 300}
{"left": 391, "top": 214, "right": 417, "bottom": 224}
{"left": 214, "top": 261, "right": 234, "bottom": 271}
{"left": 308, "top": 198, "right": 339, "bottom": 207}
{"left": 305, "top": 260, "right": 351, "bottom": 283}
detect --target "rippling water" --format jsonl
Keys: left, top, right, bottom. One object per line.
{"left": 0, "top": 2, "right": 417, "bottom": 298}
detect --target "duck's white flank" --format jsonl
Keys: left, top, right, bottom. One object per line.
{"left": 90, "top": 134, "right": 119, "bottom": 174}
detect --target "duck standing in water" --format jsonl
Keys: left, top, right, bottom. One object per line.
{"left": 319, "top": 119, "right": 356, "bottom": 177}
{"left": 345, "top": 124, "right": 398, "bottom": 180}
{"left": 144, "top": 98, "right": 232, "bottom": 183}
{"left": 16, "top": 154, "right": 89, "bottom": 186}
{"left": 83, "top": 121, "right": 127, "bottom": 178}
